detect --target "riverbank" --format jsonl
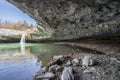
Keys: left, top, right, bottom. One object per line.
{"left": 34, "top": 52, "right": 120, "bottom": 80}
{"left": 33, "top": 40, "right": 120, "bottom": 80}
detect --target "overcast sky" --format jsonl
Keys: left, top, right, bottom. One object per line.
{"left": 0, "top": 0, "right": 36, "bottom": 25}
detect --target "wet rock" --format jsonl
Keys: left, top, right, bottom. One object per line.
{"left": 35, "top": 72, "right": 55, "bottom": 80}
{"left": 61, "top": 67, "right": 74, "bottom": 80}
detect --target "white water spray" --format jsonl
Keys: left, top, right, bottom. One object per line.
{"left": 20, "top": 33, "right": 25, "bottom": 44}
{"left": 20, "top": 33, "right": 26, "bottom": 54}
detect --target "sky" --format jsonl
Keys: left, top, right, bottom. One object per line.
{"left": 0, "top": 0, "right": 36, "bottom": 25}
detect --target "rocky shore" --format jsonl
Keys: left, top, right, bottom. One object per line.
{"left": 34, "top": 53, "right": 120, "bottom": 80}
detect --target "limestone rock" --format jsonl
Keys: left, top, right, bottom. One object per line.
{"left": 8, "top": 0, "right": 120, "bottom": 40}
{"left": 49, "top": 65, "right": 61, "bottom": 72}
{"left": 34, "top": 53, "right": 120, "bottom": 80}
{"left": 0, "top": 29, "right": 24, "bottom": 41}
{"left": 82, "top": 55, "right": 94, "bottom": 67}
{"left": 61, "top": 67, "right": 74, "bottom": 80}
{"left": 35, "top": 72, "right": 55, "bottom": 80}
{"left": 72, "top": 58, "right": 80, "bottom": 66}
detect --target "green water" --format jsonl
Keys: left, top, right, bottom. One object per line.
{"left": 0, "top": 43, "right": 76, "bottom": 80}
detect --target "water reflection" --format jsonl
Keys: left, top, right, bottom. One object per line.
{"left": 0, "top": 43, "right": 76, "bottom": 80}
{"left": 20, "top": 43, "right": 25, "bottom": 54}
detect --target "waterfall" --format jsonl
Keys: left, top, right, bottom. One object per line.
{"left": 20, "top": 33, "right": 25, "bottom": 44}
{"left": 20, "top": 33, "right": 26, "bottom": 54}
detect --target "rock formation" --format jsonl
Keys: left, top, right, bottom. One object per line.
{"left": 34, "top": 54, "right": 120, "bottom": 80}
{"left": 0, "top": 29, "right": 24, "bottom": 41}
{"left": 8, "top": 0, "right": 120, "bottom": 40}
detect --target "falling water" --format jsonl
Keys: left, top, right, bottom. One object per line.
{"left": 20, "top": 33, "right": 25, "bottom": 44}
{"left": 20, "top": 33, "right": 26, "bottom": 54}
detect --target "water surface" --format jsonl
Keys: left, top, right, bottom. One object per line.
{"left": 0, "top": 43, "right": 76, "bottom": 80}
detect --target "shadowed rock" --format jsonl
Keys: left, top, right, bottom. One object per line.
{"left": 7, "top": 0, "right": 120, "bottom": 40}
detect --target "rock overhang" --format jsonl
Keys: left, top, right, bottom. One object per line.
{"left": 7, "top": 0, "right": 120, "bottom": 40}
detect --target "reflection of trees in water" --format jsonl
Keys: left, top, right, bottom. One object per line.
{"left": 0, "top": 47, "right": 33, "bottom": 63}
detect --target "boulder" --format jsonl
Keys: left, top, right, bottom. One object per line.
{"left": 61, "top": 67, "right": 74, "bottom": 80}
{"left": 72, "top": 58, "right": 80, "bottom": 66}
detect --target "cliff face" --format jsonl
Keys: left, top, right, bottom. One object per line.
{"left": 0, "top": 29, "right": 24, "bottom": 41}
{"left": 8, "top": 0, "right": 120, "bottom": 40}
